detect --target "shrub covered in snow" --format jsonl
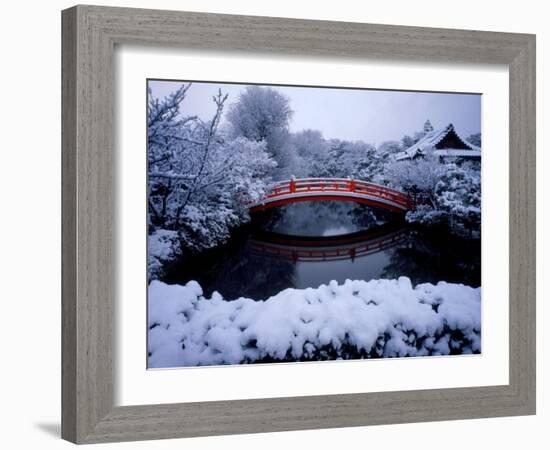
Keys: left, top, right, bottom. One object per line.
{"left": 148, "top": 230, "right": 181, "bottom": 280}
{"left": 148, "top": 277, "right": 481, "bottom": 368}
{"left": 386, "top": 159, "right": 482, "bottom": 237}
{"left": 432, "top": 162, "right": 481, "bottom": 237}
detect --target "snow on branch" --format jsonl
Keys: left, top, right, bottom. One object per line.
{"left": 147, "top": 84, "right": 276, "bottom": 243}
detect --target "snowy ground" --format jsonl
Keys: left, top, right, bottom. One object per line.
{"left": 148, "top": 277, "right": 481, "bottom": 368}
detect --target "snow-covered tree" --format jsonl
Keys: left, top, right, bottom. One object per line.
{"left": 148, "top": 82, "right": 198, "bottom": 228}
{"left": 147, "top": 85, "right": 276, "bottom": 259}
{"left": 377, "top": 140, "right": 402, "bottom": 157}
{"left": 312, "top": 139, "right": 346, "bottom": 178}
{"left": 313, "top": 140, "right": 381, "bottom": 179}
{"left": 352, "top": 144, "right": 388, "bottom": 183}
{"left": 288, "top": 129, "right": 329, "bottom": 177}
{"left": 423, "top": 119, "right": 434, "bottom": 133}
{"left": 384, "top": 154, "right": 443, "bottom": 197}
{"left": 291, "top": 129, "right": 328, "bottom": 159}
{"left": 226, "top": 86, "right": 293, "bottom": 178}
{"left": 466, "top": 132, "right": 482, "bottom": 147}
{"left": 401, "top": 134, "right": 417, "bottom": 149}
{"left": 226, "top": 86, "right": 292, "bottom": 142}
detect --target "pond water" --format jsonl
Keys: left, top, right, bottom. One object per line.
{"left": 161, "top": 201, "right": 481, "bottom": 300}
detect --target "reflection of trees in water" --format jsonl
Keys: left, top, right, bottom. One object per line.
{"left": 381, "top": 228, "right": 481, "bottom": 287}
{"left": 162, "top": 228, "right": 296, "bottom": 300}
{"left": 261, "top": 201, "right": 391, "bottom": 236}
{"left": 350, "top": 203, "right": 395, "bottom": 230}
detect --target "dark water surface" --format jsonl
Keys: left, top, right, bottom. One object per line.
{"left": 162, "top": 202, "right": 481, "bottom": 300}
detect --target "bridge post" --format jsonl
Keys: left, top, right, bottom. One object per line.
{"left": 290, "top": 176, "right": 296, "bottom": 193}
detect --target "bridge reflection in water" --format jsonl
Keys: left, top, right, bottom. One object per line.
{"left": 162, "top": 215, "right": 480, "bottom": 300}
{"left": 249, "top": 224, "right": 409, "bottom": 263}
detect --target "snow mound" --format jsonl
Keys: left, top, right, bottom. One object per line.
{"left": 148, "top": 278, "right": 481, "bottom": 368}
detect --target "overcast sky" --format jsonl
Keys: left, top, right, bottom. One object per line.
{"left": 148, "top": 79, "right": 481, "bottom": 146}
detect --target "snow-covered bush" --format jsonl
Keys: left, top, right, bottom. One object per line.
{"left": 148, "top": 277, "right": 481, "bottom": 368}
{"left": 401, "top": 162, "right": 481, "bottom": 237}
{"left": 384, "top": 153, "right": 443, "bottom": 194}
{"left": 433, "top": 163, "right": 481, "bottom": 237}
{"left": 148, "top": 229, "right": 181, "bottom": 280}
{"left": 384, "top": 155, "right": 481, "bottom": 237}
{"left": 405, "top": 204, "right": 447, "bottom": 226}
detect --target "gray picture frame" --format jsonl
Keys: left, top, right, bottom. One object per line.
{"left": 62, "top": 5, "right": 536, "bottom": 444}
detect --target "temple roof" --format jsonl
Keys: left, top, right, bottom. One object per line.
{"left": 395, "top": 123, "right": 481, "bottom": 161}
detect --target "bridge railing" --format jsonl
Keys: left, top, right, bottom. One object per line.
{"left": 263, "top": 178, "right": 411, "bottom": 209}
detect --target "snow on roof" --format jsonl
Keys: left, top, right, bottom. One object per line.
{"left": 395, "top": 123, "right": 480, "bottom": 161}
{"left": 433, "top": 149, "right": 481, "bottom": 158}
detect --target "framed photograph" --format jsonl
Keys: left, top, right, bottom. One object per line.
{"left": 62, "top": 5, "right": 536, "bottom": 444}
{"left": 146, "top": 79, "right": 483, "bottom": 369}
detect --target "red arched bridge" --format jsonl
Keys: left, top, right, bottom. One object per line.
{"left": 248, "top": 178, "right": 412, "bottom": 213}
